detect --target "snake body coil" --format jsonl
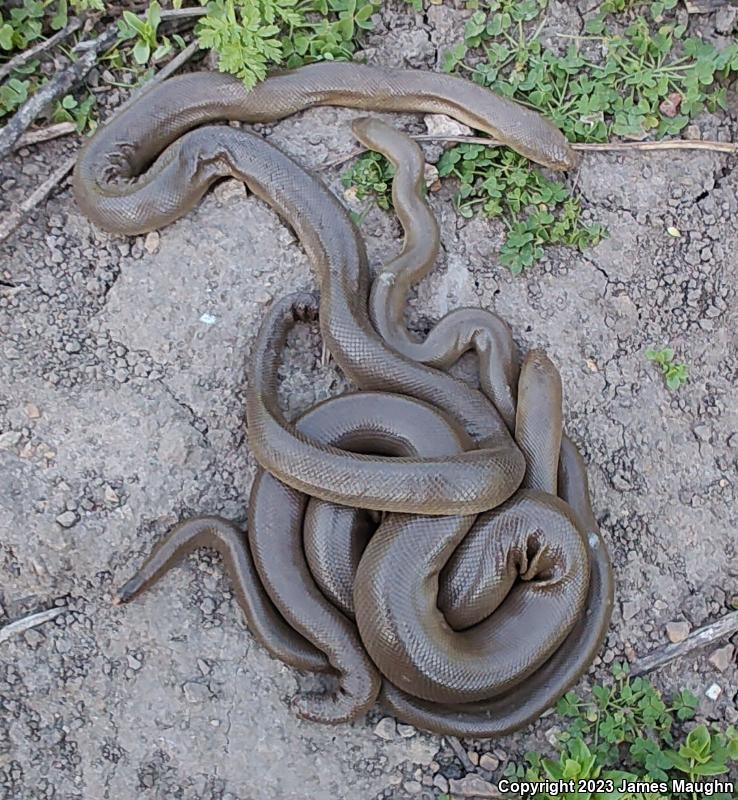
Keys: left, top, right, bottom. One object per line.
{"left": 82, "top": 63, "right": 613, "bottom": 737}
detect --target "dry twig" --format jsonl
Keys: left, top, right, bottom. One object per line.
{"left": 160, "top": 7, "right": 208, "bottom": 20}
{"left": 321, "top": 134, "right": 738, "bottom": 170}
{"left": 17, "top": 121, "right": 76, "bottom": 149}
{"left": 631, "top": 610, "right": 738, "bottom": 676}
{"left": 0, "top": 606, "right": 66, "bottom": 645}
{"left": 0, "top": 17, "right": 84, "bottom": 83}
{"left": 412, "top": 133, "right": 738, "bottom": 156}
{"left": 0, "top": 40, "right": 200, "bottom": 245}
{"left": 446, "top": 736, "right": 476, "bottom": 772}
{"left": 0, "top": 25, "right": 119, "bottom": 160}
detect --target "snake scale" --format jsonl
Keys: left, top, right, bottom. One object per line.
{"left": 76, "top": 62, "right": 614, "bottom": 737}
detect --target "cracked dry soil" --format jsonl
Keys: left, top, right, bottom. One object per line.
{"left": 1, "top": 3, "right": 737, "bottom": 799}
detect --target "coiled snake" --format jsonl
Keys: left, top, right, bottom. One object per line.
{"left": 75, "top": 63, "right": 614, "bottom": 737}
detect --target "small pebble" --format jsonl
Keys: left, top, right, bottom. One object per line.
{"left": 397, "top": 723, "right": 416, "bottom": 738}
{"left": 622, "top": 601, "right": 639, "bottom": 621}
{"left": 24, "top": 629, "right": 44, "bottom": 649}
{"left": 448, "top": 774, "right": 500, "bottom": 797}
{"left": 705, "top": 683, "right": 722, "bottom": 701}
{"left": 56, "top": 510, "right": 78, "bottom": 528}
{"left": 424, "top": 112, "right": 473, "bottom": 138}
{"left": 433, "top": 774, "right": 449, "bottom": 793}
{"left": 479, "top": 753, "right": 499, "bottom": 772}
{"left": 708, "top": 644, "right": 734, "bottom": 673}
{"left": 403, "top": 780, "right": 422, "bottom": 795}
{"left": 144, "top": 231, "right": 160, "bottom": 254}
{"left": 25, "top": 403, "right": 41, "bottom": 419}
{"left": 127, "top": 654, "right": 142, "bottom": 671}
{"left": 0, "top": 431, "right": 21, "bottom": 450}
{"left": 103, "top": 484, "right": 120, "bottom": 505}
{"left": 182, "top": 681, "right": 210, "bottom": 703}
{"left": 373, "top": 716, "right": 396, "bottom": 740}
{"left": 666, "top": 621, "right": 690, "bottom": 643}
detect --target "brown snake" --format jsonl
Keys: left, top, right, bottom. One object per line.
{"left": 75, "top": 63, "right": 614, "bottom": 736}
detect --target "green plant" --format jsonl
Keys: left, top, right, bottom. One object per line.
{"left": 70, "top": 0, "right": 105, "bottom": 11}
{"left": 342, "top": 150, "right": 395, "bottom": 211}
{"left": 0, "top": 0, "right": 46, "bottom": 52}
{"left": 51, "top": 0, "right": 106, "bottom": 31}
{"left": 0, "top": 77, "right": 31, "bottom": 117}
{"left": 437, "top": 144, "right": 606, "bottom": 273}
{"left": 596, "top": 0, "right": 678, "bottom": 22}
{"left": 117, "top": 0, "right": 173, "bottom": 65}
{"left": 195, "top": 0, "right": 377, "bottom": 89}
{"left": 429, "top": 0, "right": 738, "bottom": 270}
{"left": 53, "top": 91, "right": 97, "bottom": 132}
{"left": 450, "top": 3, "right": 738, "bottom": 143}
{"left": 645, "top": 347, "right": 688, "bottom": 391}
{"left": 504, "top": 664, "right": 737, "bottom": 800}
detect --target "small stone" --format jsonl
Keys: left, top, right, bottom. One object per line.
{"left": 424, "top": 163, "right": 441, "bottom": 192}
{"left": 685, "top": 123, "right": 701, "bottom": 140}
{"left": 25, "top": 403, "right": 41, "bottom": 419}
{"left": 708, "top": 644, "right": 735, "bottom": 673}
{"left": 199, "top": 597, "right": 216, "bottom": 615}
{"left": 479, "top": 754, "right": 499, "bottom": 772}
{"left": 397, "top": 723, "right": 416, "bottom": 738}
{"left": 214, "top": 178, "right": 247, "bottom": 202}
{"left": 0, "top": 431, "right": 21, "bottom": 450}
{"left": 715, "top": 6, "right": 738, "bottom": 34}
{"left": 622, "top": 601, "right": 639, "bottom": 621}
{"left": 693, "top": 424, "right": 710, "bottom": 442}
{"left": 403, "top": 781, "right": 422, "bottom": 795}
{"left": 127, "top": 654, "right": 142, "bottom": 670}
{"left": 545, "top": 726, "right": 561, "bottom": 747}
{"left": 103, "top": 484, "right": 120, "bottom": 505}
{"left": 666, "top": 621, "right": 690, "bottom": 643}
{"left": 65, "top": 340, "right": 81, "bottom": 353}
{"left": 24, "top": 629, "right": 44, "bottom": 648}
{"left": 56, "top": 510, "right": 78, "bottom": 528}
{"left": 433, "top": 774, "right": 449, "bottom": 793}
{"left": 467, "top": 750, "right": 479, "bottom": 765}
{"left": 448, "top": 774, "right": 501, "bottom": 797}
{"left": 183, "top": 681, "right": 210, "bottom": 703}
{"left": 373, "top": 716, "right": 396, "bottom": 740}
{"left": 424, "top": 113, "right": 473, "bottom": 139}
{"left": 705, "top": 683, "right": 722, "bottom": 701}
{"left": 144, "top": 231, "right": 160, "bottom": 254}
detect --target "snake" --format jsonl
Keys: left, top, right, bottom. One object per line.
{"left": 76, "top": 62, "right": 614, "bottom": 736}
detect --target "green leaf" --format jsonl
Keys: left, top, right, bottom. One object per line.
{"left": 51, "top": 0, "right": 68, "bottom": 31}
{"left": 133, "top": 39, "right": 151, "bottom": 64}
{"left": 0, "top": 23, "right": 15, "bottom": 51}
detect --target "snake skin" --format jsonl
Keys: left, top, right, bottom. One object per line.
{"left": 82, "top": 64, "right": 614, "bottom": 736}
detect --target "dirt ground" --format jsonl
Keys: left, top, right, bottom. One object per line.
{"left": 1, "top": 2, "right": 737, "bottom": 799}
